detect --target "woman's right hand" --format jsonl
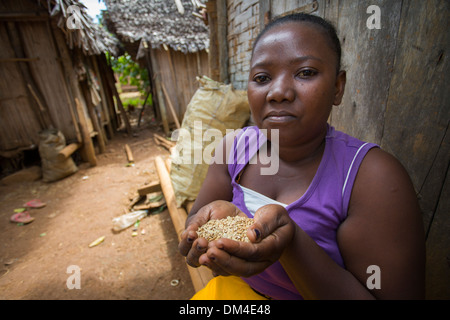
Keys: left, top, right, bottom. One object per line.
{"left": 178, "top": 200, "right": 244, "bottom": 267}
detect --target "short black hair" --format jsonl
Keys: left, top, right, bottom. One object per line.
{"left": 252, "top": 13, "right": 342, "bottom": 74}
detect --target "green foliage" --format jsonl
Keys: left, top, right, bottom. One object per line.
{"left": 121, "top": 95, "right": 153, "bottom": 110}
{"left": 106, "top": 52, "right": 149, "bottom": 93}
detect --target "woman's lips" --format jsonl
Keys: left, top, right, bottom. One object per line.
{"left": 264, "top": 111, "right": 296, "bottom": 123}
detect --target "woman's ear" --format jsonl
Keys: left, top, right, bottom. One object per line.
{"left": 333, "top": 70, "right": 346, "bottom": 106}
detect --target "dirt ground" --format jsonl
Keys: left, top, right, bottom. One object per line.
{"left": 0, "top": 113, "right": 196, "bottom": 300}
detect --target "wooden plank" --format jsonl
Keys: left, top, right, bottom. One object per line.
{"left": 259, "top": 0, "right": 271, "bottom": 29}
{"left": 91, "top": 55, "right": 114, "bottom": 139}
{"left": 110, "top": 72, "right": 132, "bottom": 135}
{"left": 425, "top": 165, "right": 450, "bottom": 299}
{"left": 124, "top": 144, "right": 134, "bottom": 163}
{"left": 75, "top": 98, "right": 97, "bottom": 166}
{"left": 5, "top": 21, "right": 54, "bottom": 129}
{"left": 419, "top": 123, "right": 450, "bottom": 232}
{"left": 46, "top": 19, "right": 82, "bottom": 144}
{"left": 216, "top": 0, "right": 229, "bottom": 83}
{"left": 20, "top": 21, "right": 76, "bottom": 138}
{"left": 329, "top": 0, "right": 402, "bottom": 144}
{"left": 380, "top": 0, "right": 450, "bottom": 214}
{"left": 57, "top": 143, "right": 81, "bottom": 161}
{"left": 150, "top": 49, "right": 170, "bottom": 135}
{"left": 138, "top": 181, "right": 162, "bottom": 196}
{"left": 80, "top": 80, "right": 106, "bottom": 154}
{"left": 0, "top": 22, "right": 42, "bottom": 150}
{"left": 98, "top": 54, "right": 120, "bottom": 132}
{"left": 206, "top": 0, "right": 220, "bottom": 81}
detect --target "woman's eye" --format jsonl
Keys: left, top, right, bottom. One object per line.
{"left": 253, "top": 75, "right": 270, "bottom": 83}
{"left": 297, "top": 69, "right": 317, "bottom": 78}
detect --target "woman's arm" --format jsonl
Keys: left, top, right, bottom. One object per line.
{"left": 337, "top": 148, "right": 425, "bottom": 299}
{"left": 202, "top": 148, "right": 425, "bottom": 299}
{"left": 280, "top": 148, "right": 425, "bottom": 299}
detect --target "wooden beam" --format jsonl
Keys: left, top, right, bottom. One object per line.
{"left": 149, "top": 49, "right": 170, "bottom": 135}
{"left": 75, "top": 98, "right": 97, "bottom": 166}
{"left": 124, "top": 144, "right": 134, "bottom": 163}
{"left": 57, "top": 143, "right": 81, "bottom": 161}
{"left": 80, "top": 80, "right": 106, "bottom": 154}
{"left": 46, "top": 19, "right": 82, "bottom": 144}
{"left": 112, "top": 80, "right": 132, "bottom": 135}
{"left": 5, "top": 21, "right": 54, "bottom": 129}
{"left": 91, "top": 56, "right": 114, "bottom": 139}
{"left": 138, "top": 181, "right": 162, "bottom": 196}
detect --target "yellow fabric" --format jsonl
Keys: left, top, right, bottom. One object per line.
{"left": 191, "top": 276, "right": 268, "bottom": 300}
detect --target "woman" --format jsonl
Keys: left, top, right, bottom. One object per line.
{"left": 179, "top": 13, "right": 425, "bottom": 300}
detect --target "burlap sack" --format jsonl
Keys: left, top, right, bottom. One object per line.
{"left": 39, "top": 129, "right": 78, "bottom": 182}
{"left": 170, "top": 76, "right": 250, "bottom": 207}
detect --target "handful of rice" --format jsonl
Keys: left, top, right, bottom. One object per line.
{"left": 196, "top": 216, "right": 254, "bottom": 242}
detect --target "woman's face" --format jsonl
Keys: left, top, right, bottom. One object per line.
{"left": 248, "top": 22, "right": 345, "bottom": 146}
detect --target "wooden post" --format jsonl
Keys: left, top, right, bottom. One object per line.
{"left": 98, "top": 54, "right": 119, "bottom": 131}
{"left": 206, "top": 0, "right": 229, "bottom": 83}
{"left": 100, "top": 57, "right": 132, "bottom": 135}
{"left": 80, "top": 80, "right": 106, "bottom": 154}
{"left": 154, "top": 156, "right": 213, "bottom": 292}
{"left": 112, "top": 80, "right": 132, "bottom": 135}
{"left": 75, "top": 98, "right": 97, "bottom": 166}
{"left": 150, "top": 49, "right": 170, "bottom": 135}
{"left": 143, "top": 43, "right": 161, "bottom": 123}
{"left": 92, "top": 55, "right": 114, "bottom": 139}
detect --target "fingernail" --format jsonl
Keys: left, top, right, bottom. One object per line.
{"left": 197, "top": 244, "right": 204, "bottom": 251}
{"left": 254, "top": 229, "right": 261, "bottom": 240}
{"left": 187, "top": 237, "right": 193, "bottom": 243}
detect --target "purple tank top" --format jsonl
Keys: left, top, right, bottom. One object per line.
{"left": 227, "top": 125, "right": 379, "bottom": 300}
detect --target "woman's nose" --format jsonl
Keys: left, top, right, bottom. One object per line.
{"left": 266, "top": 75, "right": 295, "bottom": 103}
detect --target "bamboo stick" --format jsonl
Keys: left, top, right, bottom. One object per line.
{"left": 154, "top": 156, "right": 213, "bottom": 292}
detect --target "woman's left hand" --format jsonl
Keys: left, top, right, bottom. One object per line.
{"left": 198, "top": 204, "right": 296, "bottom": 277}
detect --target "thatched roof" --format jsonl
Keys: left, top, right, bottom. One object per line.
{"left": 103, "top": 0, "right": 209, "bottom": 55}
{"left": 44, "top": 0, "right": 119, "bottom": 56}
